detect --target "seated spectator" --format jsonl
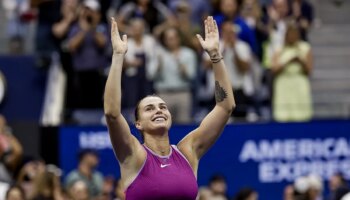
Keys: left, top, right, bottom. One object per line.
{"left": 30, "top": 165, "right": 64, "bottom": 200}
{"left": 148, "top": 27, "right": 197, "bottom": 124}
{"left": 65, "top": 149, "right": 103, "bottom": 198}
{"left": 67, "top": 0, "right": 109, "bottom": 110}
{"left": 0, "top": 115, "right": 23, "bottom": 184}
{"left": 116, "top": 0, "right": 174, "bottom": 35}
{"left": 122, "top": 18, "right": 157, "bottom": 121}
{"left": 198, "top": 174, "right": 229, "bottom": 200}
{"left": 99, "top": 176, "right": 115, "bottom": 200}
{"left": 232, "top": 187, "right": 258, "bottom": 200}
{"left": 16, "top": 156, "right": 46, "bottom": 199}
{"left": 268, "top": 21, "right": 313, "bottom": 122}
{"left": 293, "top": 175, "right": 323, "bottom": 200}
{"left": 67, "top": 180, "right": 90, "bottom": 200}
{"left": 283, "top": 185, "right": 295, "bottom": 200}
{"left": 5, "top": 185, "right": 25, "bottom": 200}
{"left": 328, "top": 173, "right": 350, "bottom": 200}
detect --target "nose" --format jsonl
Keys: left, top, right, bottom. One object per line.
{"left": 155, "top": 107, "right": 163, "bottom": 113}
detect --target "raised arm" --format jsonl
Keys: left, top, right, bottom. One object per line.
{"left": 104, "top": 18, "right": 143, "bottom": 164}
{"left": 178, "top": 17, "right": 235, "bottom": 166}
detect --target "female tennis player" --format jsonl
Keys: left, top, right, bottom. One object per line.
{"left": 104, "top": 16, "right": 235, "bottom": 200}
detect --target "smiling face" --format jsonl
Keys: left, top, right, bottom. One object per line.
{"left": 135, "top": 96, "right": 172, "bottom": 133}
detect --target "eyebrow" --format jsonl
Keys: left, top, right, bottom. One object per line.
{"left": 144, "top": 103, "right": 166, "bottom": 108}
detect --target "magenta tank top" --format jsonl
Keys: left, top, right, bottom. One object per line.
{"left": 125, "top": 145, "right": 198, "bottom": 200}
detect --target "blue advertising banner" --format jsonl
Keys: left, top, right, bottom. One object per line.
{"left": 59, "top": 120, "right": 350, "bottom": 199}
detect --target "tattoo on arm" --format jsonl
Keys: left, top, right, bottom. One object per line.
{"left": 215, "top": 81, "right": 228, "bottom": 103}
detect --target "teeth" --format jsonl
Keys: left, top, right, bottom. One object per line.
{"left": 154, "top": 117, "right": 165, "bottom": 122}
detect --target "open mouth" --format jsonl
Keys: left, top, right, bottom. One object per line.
{"left": 152, "top": 116, "right": 167, "bottom": 122}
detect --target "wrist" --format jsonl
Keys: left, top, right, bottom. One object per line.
{"left": 113, "top": 52, "right": 126, "bottom": 57}
{"left": 208, "top": 50, "right": 221, "bottom": 58}
{"left": 208, "top": 50, "right": 223, "bottom": 63}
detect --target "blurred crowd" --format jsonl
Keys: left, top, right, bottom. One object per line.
{"left": 2, "top": 112, "right": 350, "bottom": 200}
{"left": 1, "top": 0, "right": 315, "bottom": 124}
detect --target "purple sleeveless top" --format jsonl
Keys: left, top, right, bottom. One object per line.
{"left": 125, "top": 145, "right": 198, "bottom": 200}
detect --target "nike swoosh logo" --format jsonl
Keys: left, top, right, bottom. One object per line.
{"left": 160, "top": 164, "right": 171, "bottom": 168}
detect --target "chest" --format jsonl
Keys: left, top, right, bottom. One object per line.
{"left": 126, "top": 152, "right": 198, "bottom": 200}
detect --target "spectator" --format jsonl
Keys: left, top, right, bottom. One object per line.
{"left": 198, "top": 174, "right": 229, "bottom": 200}
{"left": 204, "top": 21, "right": 254, "bottom": 120}
{"left": 240, "top": 0, "right": 269, "bottom": 60}
{"left": 52, "top": 0, "right": 79, "bottom": 122}
{"left": 122, "top": 18, "right": 157, "bottom": 121}
{"left": 116, "top": 0, "right": 174, "bottom": 35}
{"left": 2, "top": 0, "right": 33, "bottom": 54}
{"left": 67, "top": 0, "right": 109, "bottom": 110}
{"left": 148, "top": 27, "right": 197, "bottom": 124}
{"left": 268, "top": 21, "right": 313, "bottom": 122}
{"left": 195, "top": 57, "right": 216, "bottom": 122}
{"left": 65, "top": 149, "right": 103, "bottom": 198}
{"left": 213, "top": 0, "right": 259, "bottom": 56}
{"left": 284, "top": 185, "right": 295, "bottom": 200}
{"left": 233, "top": 187, "right": 258, "bottom": 200}
{"left": 67, "top": 180, "right": 90, "bottom": 200}
{"left": 265, "top": 0, "right": 290, "bottom": 55}
{"left": 171, "top": 0, "right": 203, "bottom": 51}
{"left": 209, "top": 175, "right": 229, "bottom": 199}
{"left": 32, "top": 0, "right": 61, "bottom": 68}
{"left": 30, "top": 166, "right": 64, "bottom": 200}
{"left": 290, "top": 0, "right": 314, "bottom": 41}
{"left": 167, "top": 0, "right": 211, "bottom": 27}
{"left": 16, "top": 157, "right": 46, "bottom": 199}
{"left": 293, "top": 175, "right": 323, "bottom": 200}
{"left": 99, "top": 176, "right": 115, "bottom": 200}
{"left": 0, "top": 115, "right": 23, "bottom": 184}
{"left": 328, "top": 173, "right": 350, "bottom": 200}
{"left": 5, "top": 185, "right": 26, "bottom": 200}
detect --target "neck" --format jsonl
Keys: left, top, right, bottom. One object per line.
{"left": 78, "top": 164, "right": 92, "bottom": 178}
{"left": 143, "top": 133, "right": 171, "bottom": 156}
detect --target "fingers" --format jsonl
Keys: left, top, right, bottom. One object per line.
{"left": 204, "top": 19, "right": 209, "bottom": 40}
{"left": 196, "top": 34, "right": 204, "bottom": 46}
{"left": 111, "top": 17, "right": 121, "bottom": 39}
{"left": 213, "top": 19, "right": 218, "bottom": 33}
{"left": 208, "top": 16, "right": 213, "bottom": 33}
{"left": 204, "top": 16, "right": 217, "bottom": 34}
{"left": 122, "top": 34, "right": 128, "bottom": 43}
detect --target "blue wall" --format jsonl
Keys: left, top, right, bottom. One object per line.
{"left": 59, "top": 120, "right": 350, "bottom": 199}
{"left": 0, "top": 56, "right": 47, "bottom": 121}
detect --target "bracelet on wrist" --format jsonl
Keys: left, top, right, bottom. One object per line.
{"left": 211, "top": 56, "right": 223, "bottom": 63}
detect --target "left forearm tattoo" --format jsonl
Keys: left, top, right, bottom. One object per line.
{"left": 215, "top": 81, "right": 228, "bottom": 103}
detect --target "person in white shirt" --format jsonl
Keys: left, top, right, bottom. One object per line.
{"left": 148, "top": 27, "right": 197, "bottom": 124}
{"left": 122, "top": 18, "right": 158, "bottom": 121}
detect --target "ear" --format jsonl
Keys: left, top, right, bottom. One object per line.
{"left": 135, "top": 121, "right": 143, "bottom": 131}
